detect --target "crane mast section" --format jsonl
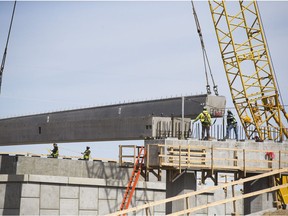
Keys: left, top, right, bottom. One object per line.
{"left": 208, "top": 0, "right": 288, "bottom": 140}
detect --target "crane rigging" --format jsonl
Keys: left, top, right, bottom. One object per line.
{"left": 0, "top": 1, "right": 286, "bottom": 142}
{"left": 190, "top": 0, "right": 219, "bottom": 96}
{"left": 208, "top": 0, "right": 288, "bottom": 141}
{"left": 0, "top": 0, "right": 17, "bottom": 94}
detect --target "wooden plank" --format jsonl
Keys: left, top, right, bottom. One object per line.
{"left": 159, "top": 144, "right": 208, "bottom": 150}
{"left": 167, "top": 151, "right": 207, "bottom": 156}
{"left": 232, "top": 184, "right": 236, "bottom": 215}
{"left": 106, "top": 168, "right": 288, "bottom": 216}
{"left": 168, "top": 183, "right": 288, "bottom": 216}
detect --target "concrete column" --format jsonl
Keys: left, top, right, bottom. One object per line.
{"left": 165, "top": 170, "right": 197, "bottom": 214}
{"left": 244, "top": 174, "right": 274, "bottom": 214}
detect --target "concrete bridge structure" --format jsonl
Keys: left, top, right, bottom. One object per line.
{"left": 1, "top": 139, "right": 288, "bottom": 215}
{"left": 1, "top": 93, "right": 287, "bottom": 215}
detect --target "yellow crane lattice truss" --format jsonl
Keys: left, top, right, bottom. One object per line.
{"left": 208, "top": 0, "right": 288, "bottom": 141}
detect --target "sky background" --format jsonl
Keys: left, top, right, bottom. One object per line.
{"left": 0, "top": 1, "right": 287, "bottom": 160}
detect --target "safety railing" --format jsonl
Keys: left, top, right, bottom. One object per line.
{"left": 192, "top": 123, "right": 288, "bottom": 142}
{"left": 154, "top": 144, "right": 288, "bottom": 174}
{"left": 118, "top": 145, "right": 144, "bottom": 166}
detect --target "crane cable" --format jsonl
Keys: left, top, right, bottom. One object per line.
{"left": 0, "top": 0, "right": 17, "bottom": 94}
{"left": 256, "top": 2, "right": 286, "bottom": 113}
{"left": 190, "top": 0, "right": 219, "bottom": 96}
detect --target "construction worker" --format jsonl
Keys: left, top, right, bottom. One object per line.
{"left": 50, "top": 143, "right": 59, "bottom": 158}
{"left": 82, "top": 146, "right": 91, "bottom": 160}
{"left": 225, "top": 110, "right": 238, "bottom": 141}
{"left": 193, "top": 107, "right": 212, "bottom": 140}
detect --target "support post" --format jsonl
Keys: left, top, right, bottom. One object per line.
{"left": 185, "top": 197, "right": 190, "bottom": 216}
{"left": 232, "top": 184, "right": 237, "bottom": 215}
{"left": 243, "top": 149, "right": 246, "bottom": 177}
{"left": 181, "top": 96, "right": 185, "bottom": 140}
{"left": 179, "top": 145, "right": 182, "bottom": 173}
{"left": 146, "top": 144, "right": 150, "bottom": 181}
{"left": 119, "top": 145, "right": 122, "bottom": 166}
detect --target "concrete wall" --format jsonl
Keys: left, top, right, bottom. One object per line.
{"left": 1, "top": 138, "right": 284, "bottom": 215}
{"left": 0, "top": 174, "right": 166, "bottom": 215}
{"left": 244, "top": 174, "right": 274, "bottom": 215}
{"left": 0, "top": 155, "right": 166, "bottom": 215}
{"left": 166, "top": 170, "right": 197, "bottom": 214}
{"left": 164, "top": 170, "right": 244, "bottom": 216}
{"left": 0, "top": 155, "right": 132, "bottom": 181}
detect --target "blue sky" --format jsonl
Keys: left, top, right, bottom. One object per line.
{"left": 0, "top": 1, "right": 287, "bottom": 159}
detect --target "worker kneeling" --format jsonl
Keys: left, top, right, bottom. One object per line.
{"left": 82, "top": 146, "right": 91, "bottom": 160}
{"left": 50, "top": 143, "right": 59, "bottom": 158}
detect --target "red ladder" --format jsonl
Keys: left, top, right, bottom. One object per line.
{"left": 119, "top": 146, "right": 146, "bottom": 211}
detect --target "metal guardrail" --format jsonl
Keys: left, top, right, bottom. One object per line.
{"left": 192, "top": 123, "right": 288, "bottom": 142}
{"left": 149, "top": 122, "right": 288, "bottom": 142}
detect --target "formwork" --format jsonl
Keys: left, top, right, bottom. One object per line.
{"left": 142, "top": 139, "right": 288, "bottom": 215}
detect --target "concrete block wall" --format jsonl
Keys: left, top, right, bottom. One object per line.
{"left": 0, "top": 155, "right": 133, "bottom": 181}
{"left": 0, "top": 155, "right": 166, "bottom": 215}
{"left": 0, "top": 177, "right": 166, "bottom": 215}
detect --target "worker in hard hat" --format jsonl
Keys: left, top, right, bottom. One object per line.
{"left": 193, "top": 107, "right": 212, "bottom": 140}
{"left": 82, "top": 146, "right": 91, "bottom": 160}
{"left": 225, "top": 110, "right": 238, "bottom": 141}
{"left": 50, "top": 143, "right": 59, "bottom": 158}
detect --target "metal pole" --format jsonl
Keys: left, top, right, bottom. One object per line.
{"left": 223, "top": 114, "right": 225, "bottom": 139}
{"left": 181, "top": 96, "right": 185, "bottom": 140}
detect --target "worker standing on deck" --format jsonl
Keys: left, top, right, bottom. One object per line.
{"left": 225, "top": 110, "right": 238, "bottom": 141}
{"left": 82, "top": 146, "right": 91, "bottom": 160}
{"left": 193, "top": 107, "right": 212, "bottom": 140}
{"left": 50, "top": 143, "right": 59, "bottom": 158}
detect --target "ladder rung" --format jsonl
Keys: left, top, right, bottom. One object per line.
{"left": 119, "top": 146, "right": 146, "bottom": 210}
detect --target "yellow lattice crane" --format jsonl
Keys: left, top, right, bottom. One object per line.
{"left": 208, "top": 0, "right": 288, "bottom": 141}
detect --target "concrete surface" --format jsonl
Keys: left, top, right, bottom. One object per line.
{"left": 146, "top": 139, "right": 288, "bottom": 215}
{"left": 1, "top": 138, "right": 286, "bottom": 215}
{"left": 0, "top": 94, "right": 226, "bottom": 145}
{"left": 0, "top": 155, "right": 166, "bottom": 215}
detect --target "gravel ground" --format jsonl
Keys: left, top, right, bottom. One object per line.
{"left": 263, "top": 209, "right": 288, "bottom": 215}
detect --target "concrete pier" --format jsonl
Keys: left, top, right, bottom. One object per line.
{"left": 145, "top": 139, "right": 288, "bottom": 215}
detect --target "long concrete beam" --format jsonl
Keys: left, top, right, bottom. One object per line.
{"left": 0, "top": 94, "right": 226, "bottom": 145}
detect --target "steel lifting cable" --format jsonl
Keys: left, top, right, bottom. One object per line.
{"left": 190, "top": 0, "right": 219, "bottom": 96}
{"left": 256, "top": 2, "right": 285, "bottom": 110}
{"left": 0, "top": 0, "right": 17, "bottom": 94}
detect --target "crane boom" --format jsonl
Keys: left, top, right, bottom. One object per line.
{"left": 208, "top": 0, "right": 288, "bottom": 141}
